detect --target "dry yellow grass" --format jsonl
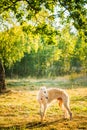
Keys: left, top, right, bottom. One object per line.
{"left": 0, "top": 87, "right": 87, "bottom": 130}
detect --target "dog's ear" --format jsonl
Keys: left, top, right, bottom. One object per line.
{"left": 40, "top": 86, "right": 46, "bottom": 90}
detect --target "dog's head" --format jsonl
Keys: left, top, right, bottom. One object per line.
{"left": 38, "top": 86, "right": 48, "bottom": 102}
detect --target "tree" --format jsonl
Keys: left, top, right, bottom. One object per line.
{"left": 0, "top": 25, "right": 31, "bottom": 92}
{"left": 0, "top": 60, "right": 6, "bottom": 92}
{"left": 58, "top": 0, "right": 87, "bottom": 38}
{"left": 0, "top": 0, "right": 86, "bottom": 35}
{"left": 0, "top": 0, "right": 87, "bottom": 92}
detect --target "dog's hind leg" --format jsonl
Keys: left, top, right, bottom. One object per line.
{"left": 62, "top": 105, "right": 70, "bottom": 119}
{"left": 58, "top": 99, "right": 68, "bottom": 119}
{"left": 63, "top": 101, "right": 72, "bottom": 120}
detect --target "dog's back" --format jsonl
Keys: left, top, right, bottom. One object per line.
{"left": 47, "top": 88, "right": 69, "bottom": 103}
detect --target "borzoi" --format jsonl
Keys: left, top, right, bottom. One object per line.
{"left": 37, "top": 87, "right": 72, "bottom": 122}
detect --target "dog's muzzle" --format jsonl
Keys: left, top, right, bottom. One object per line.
{"left": 40, "top": 96, "right": 48, "bottom": 101}
{"left": 46, "top": 97, "right": 48, "bottom": 99}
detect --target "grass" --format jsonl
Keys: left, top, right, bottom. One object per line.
{"left": 0, "top": 74, "right": 87, "bottom": 130}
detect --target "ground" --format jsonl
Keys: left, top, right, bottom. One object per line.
{"left": 0, "top": 75, "right": 87, "bottom": 130}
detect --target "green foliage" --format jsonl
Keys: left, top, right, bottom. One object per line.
{"left": 70, "top": 36, "right": 87, "bottom": 72}
{"left": 0, "top": 0, "right": 87, "bottom": 77}
{"left": 5, "top": 24, "right": 87, "bottom": 77}
{"left": 0, "top": 0, "right": 86, "bottom": 37}
{"left": 58, "top": 0, "right": 87, "bottom": 36}
{"left": 0, "top": 25, "right": 30, "bottom": 67}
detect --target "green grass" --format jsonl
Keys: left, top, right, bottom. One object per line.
{"left": 0, "top": 75, "right": 87, "bottom": 130}
{"left": 6, "top": 74, "right": 87, "bottom": 90}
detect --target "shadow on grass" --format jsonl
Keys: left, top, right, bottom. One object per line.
{"left": 26, "top": 119, "right": 64, "bottom": 129}
{"left": 0, "top": 119, "right": 65, "bottom": 130}
{"left": 0, "top": 116, "right": 87, "bottom": 130}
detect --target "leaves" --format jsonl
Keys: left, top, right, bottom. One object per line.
{"left": 0, "top": 26, "right": 26, "bottom": 67}
{"left": 0, "top": 0, "right": 87, "bottom": 75}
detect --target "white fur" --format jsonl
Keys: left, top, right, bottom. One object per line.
{"left": 37, "top": 86, "right": 72, "bottom": 122}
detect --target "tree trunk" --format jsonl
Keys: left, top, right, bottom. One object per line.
{"left": 0, "top": 59, "right": 6, "bottom": 93}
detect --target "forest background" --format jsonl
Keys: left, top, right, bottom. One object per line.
{"left": 0, "top": 0, "right": 87, "bottom": 89}
{"left": 0, "top": 1, "right": 87, "bottom": 129}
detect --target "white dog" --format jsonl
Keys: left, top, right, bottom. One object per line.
{"left": 37, "top": 86, "right": 72, "bottom": 122}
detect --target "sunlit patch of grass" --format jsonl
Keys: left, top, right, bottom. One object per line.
{"left": 0, "top": 76, "right": 87, "bottom": 130}
{"left": 0, "top": 91, "right": 39, "bottom": 128}
{"left": 0, "top": 88, "right": 87, "bottom": 129}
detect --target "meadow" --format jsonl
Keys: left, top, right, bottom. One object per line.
{"left": 0, "top": 74, "right": 87, "bottom": 130}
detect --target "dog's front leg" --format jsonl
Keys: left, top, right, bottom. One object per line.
{"left": 40, "top": 103, "right": 47, "bottom": 122}
{"left": 42, "top": 103, "right": 47, "bottom": 120}
{"left": 39, "top": 104, "right": 44, "bottom": 122}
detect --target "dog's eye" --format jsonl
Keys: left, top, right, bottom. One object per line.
{"left": 44, "top": 91, "right": 46, "bottom": 93}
